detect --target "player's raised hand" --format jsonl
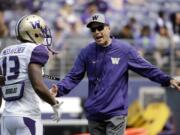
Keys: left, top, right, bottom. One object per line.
{"left": 50, "top": 84, "right": 58, "bottom": 96}
{"left": 170, "top": 79, "right": 180, "bottom": 91}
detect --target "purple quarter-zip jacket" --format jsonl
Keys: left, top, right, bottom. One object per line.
{"left": 57, "top": 38, "right": 171, "bottom": 121}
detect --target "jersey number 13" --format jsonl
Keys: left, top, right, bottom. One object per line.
{"left": 2, "top": 56, "right": 20, "bottom": 81}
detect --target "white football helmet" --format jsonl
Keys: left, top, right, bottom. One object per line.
{"left": 16, "top": 14, "right": 53, "bottom": 50}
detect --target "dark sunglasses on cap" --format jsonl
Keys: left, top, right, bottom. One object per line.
{"left": 90, "top": 25, "right": 105, "bottom": 32}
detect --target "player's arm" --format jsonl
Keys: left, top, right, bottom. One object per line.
{"left": 28, "top": 63, "right": 57, "bottom": 106}
{"left": 0, "top": 90, "right": 2, "bottom": 108}
{"left": 28, "top": 62, "right": 63, "bottom": 122}
{"left": 0, "top": 66, "right": 5, "bottom": 86}
{"left": 0, "top": 67, "right": 4, "bottom": 108}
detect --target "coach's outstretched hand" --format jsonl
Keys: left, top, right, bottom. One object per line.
{"left": 170, "top": 79, "right": 180, "bottom": 91}
{"left": 51, "top": 101, "right": 63, "bottom": 122}
{"left": 50, "top": 84, "right": 58, "bottom": 97}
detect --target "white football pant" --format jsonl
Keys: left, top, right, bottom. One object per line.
{"left": 1, "top": 116, "right": 43, "bottom": 135}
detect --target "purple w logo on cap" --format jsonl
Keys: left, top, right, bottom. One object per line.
{"left": 86, "top": 13, "right": 109, "bottom": 28}
{"left": 92, "top": 15, "right": 98, "bottom": 21}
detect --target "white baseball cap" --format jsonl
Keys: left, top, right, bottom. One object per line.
{"left": 86, "top": 13, "right": 109, "bottom": 28}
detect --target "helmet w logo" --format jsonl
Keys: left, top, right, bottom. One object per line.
{"left": 30, "top": 20, "right": 41, "bottom": 29}
{"left": 92, "top": 15, "right": 98, "bottom": 20}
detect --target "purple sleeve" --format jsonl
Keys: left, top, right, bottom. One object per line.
{"left": 30, "top": 45, "right": 49, "bottom": 66}
{"left": 56, "top": 49, "right": 87, "bottom": 96}
{"left": 128, "top": 46, "right": 171, "bottom": 87}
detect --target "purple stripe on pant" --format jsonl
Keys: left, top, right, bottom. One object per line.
{"left": 23, "top": 117, "right": 35, "bottom": 135}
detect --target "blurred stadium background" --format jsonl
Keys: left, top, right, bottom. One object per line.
{"left": 0, "top": 0, "right": 180, "bottom": 135}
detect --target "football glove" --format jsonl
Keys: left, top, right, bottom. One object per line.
{"left": 51, "top": 101, "right": 63, "bottom": 122}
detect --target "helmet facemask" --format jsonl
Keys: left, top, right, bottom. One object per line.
{"left": 41, "top": 27, "right": 58, "bottom": 54}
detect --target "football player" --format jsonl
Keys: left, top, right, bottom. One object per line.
{"left": 0, "top": 14, "right": 62, "bottom": 135}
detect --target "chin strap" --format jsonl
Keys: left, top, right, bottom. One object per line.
{"left": 43, "top": 74, "right": 60, "bottom": 81}
{"left": 47, "top": 46, "right": 59, "bottom": 55}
